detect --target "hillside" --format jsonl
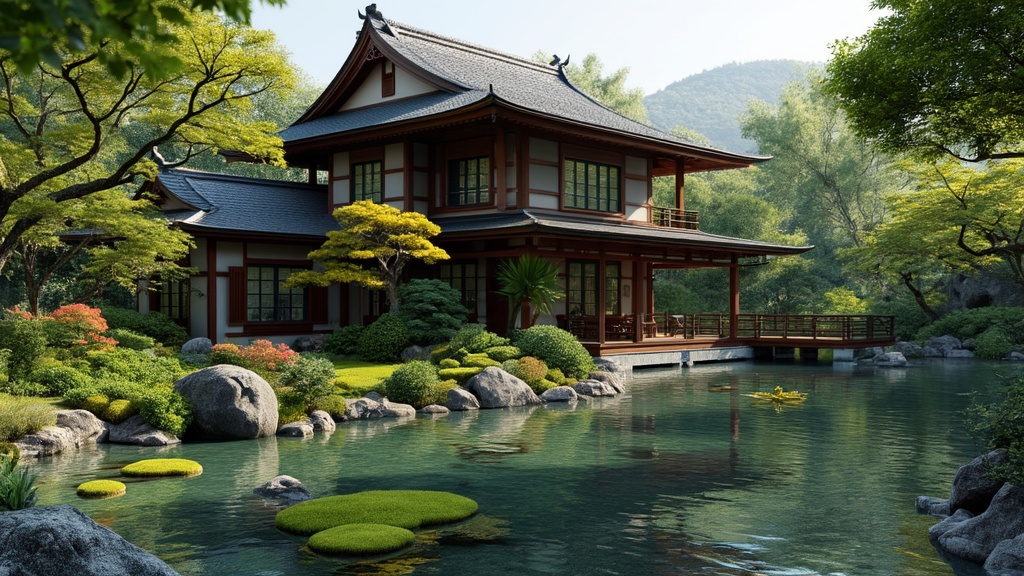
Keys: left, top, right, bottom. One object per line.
{"left": 644, "top": 60, "right": 811, "bottom": 153}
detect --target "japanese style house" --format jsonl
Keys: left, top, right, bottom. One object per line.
{"left": 143, "top": 5, "right": 894, "bottom": 357}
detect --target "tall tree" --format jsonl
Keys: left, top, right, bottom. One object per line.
{"left": 287, "top": 201, "right": 450, "bottom": 313}
{"left": 825, "top": 0, "right": 1024, "bottom": 161}
{"left": 0, "top": 9, "right": 295, "bottom": 275}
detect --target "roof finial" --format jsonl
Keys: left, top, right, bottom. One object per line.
{"left": 359, "top": 4, "right": 383, "bottom": 20}
{"left": 549, "top": 54, "right": 570, "bottom": 70}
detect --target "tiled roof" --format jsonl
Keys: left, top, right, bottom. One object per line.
{"left": 432, "top": 210, "right": 812, "bottom": 257}
{"left": 155, "top": 169, "right": 337, "bottom": 238}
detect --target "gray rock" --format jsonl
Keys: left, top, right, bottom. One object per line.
{"left": 939, "top": 483, "right": 1024, "bottom": 563}
{"left": 307, "top": 410, "right": 336, "bottom": 433}
{"left": 855, "top": 346, "right": 885, "bottom": 360}
{"left": 541, "top": 386, "right": 578, "bottom": 403}
{"left": 946, "top": 349, "right": 975, "bottom": 358}
{"left": 916, "top": 495, "right": 950, "bottom": 517}
{"left": 277, "top": 421, "right": 314, "bottom": 438}
{"left": 589, "top": 370, "right": 625, "bottom": 394}
{"left": 573, "top": 379, "right": 620, "bottom": 397}
{"left": 253, "top": 475, "right": 310, "bottom": 502}
{"left": 180, "top": 337, "right": 213, "bottom": 355}
{"left": 107, "top": 415, "right": 180, "bottom": 446}
{"left": 465, "top": 367, "right": 542, "bottom": 408}
{"left": 364, "top": 390, "right": 385, "bottom": 402}
{"left": 56, "top": 409, "right": 107, "bottom": 444}
{"left": 1012, "top": 351, "right": 1024, "bottom": 362}
{"left": 950, "top": 449, "right": 1007, "bottom": 515}
{"left": 173, "top": 364, "right": 279, "bottom": 440}
{"left": 985, "top": 532, "right": 1024, "bottom": 576}
{"left": 0, "top": 505, "right": 179, "bottom": 576}
{"left": 961, "top": 338, "right": 977, "bottom": 351}
{"left": 341, "top": 396, "right": 416, "bottom": 421}
{"left": 896, "top": 342, "right": 926, "bottom": 358}
{"left": 873, "top": 351, "right": 908, "bottom": 367}
{"left": 16, "top": 426, "right": 76, "bottom": 458}
{"left": 593, "top": 357, "right": 630, "bottom": 379}
{"left": 930, "top": 508, "right": 975, "bottom": 543}
{"left": 291, "top": 335, "right": 322, "bottom": 353}
{"left": 419, "top": 404, "right": 450, "bottom": 415}
{"left": 446, "top": 388, "right": 480, "bottom": 411}
{"left": 400, "top": 345, "right": 432, "bottom": 361}
{"left": 923, "top": 346, "right": 944, "bottom": 358}
{"left": 926, "top": 335, "right": 963, "bottom": 357}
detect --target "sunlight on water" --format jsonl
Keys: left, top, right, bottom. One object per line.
{"left": 31, "top": 359, "right": 1015, "bottom": 575}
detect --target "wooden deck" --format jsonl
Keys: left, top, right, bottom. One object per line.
{"left": 567, "top": 313, "right": 896, "bottom": 356}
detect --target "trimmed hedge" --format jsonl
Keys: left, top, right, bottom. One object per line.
{"left": 515, "top": 325, "right": 593, "bottom": 380}
{"left": 357, "top": 314, "right": 410, "bottom": 363}
{"left": 121, "top": 458, "right": 203, "bottom": 478}
{"left": 438, "top": 367, "right": 483, "bottom": 383}
{"left": 275, "top": 490, "right": 478, "bottom": 535}
{"left": 383, "top": 361, "right": 438, "bottom": 409}
{"left": 307, "top": 523, "right": 416, "bottom": 555}
{"left": 77, "top": 480, "right": 127, "bottom": 499}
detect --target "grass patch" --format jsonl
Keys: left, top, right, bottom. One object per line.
{"left": 120, "top": 458, "right": 203, "bottom": 478}
{"left": 332, "top": 360, "right": 402, "bottom": 397}
{"left": 307, "top": 523, "right": 416, "bottom": 555}
{"left": 0, "top": 393, "right": 57, "bottom": 442}
{"left": 77, "top": 479, "right": 127, "bottom": 499}
{"left": 275, "top": 490, "right": 478, "bottom": 536}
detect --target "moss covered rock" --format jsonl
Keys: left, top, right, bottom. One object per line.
{"left": 77, "top": 480, "right": 127, "bottom": 499}
{"left": 120, "top": 458, "right": 202, "bottom": 478}
{"left": 275, "top": 490, "right": 478, "bottom": 536}
{"left": 307, "top": 523, "right": 415, "bottom": 555}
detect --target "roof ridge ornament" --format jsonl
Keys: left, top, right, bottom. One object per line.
{"left": 549, "top": 54, "right": 570, "bottom": 69}
{"left": 358, "top": 4, "right": 395, "bottom": 36}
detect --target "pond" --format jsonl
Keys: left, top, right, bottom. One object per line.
{"left": 32, "top": 359, "right": 1019, "bottom": 576}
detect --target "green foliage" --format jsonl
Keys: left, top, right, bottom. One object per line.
{"left": 397, "top": 279, "right": 469, "bottom": 345}
{"left": 437, "top": 367, "right": 483, "bottom": 384}
{"left": 495, "top": 255, "right": 564, "bottom": 334}
{"left": 425, "top": 380, "right": 459, "bottom": 407}
{"left": 965, "top": 374, "right": 1024, "bottom": 484}
{"left": 515, "top": 325, "right": 593, "bottom": 380}
{"left": 0, "top": 443, "right": 19, "bottom": 465}
{"left": 278, "top": 356, "right": 337, "bottom": 409}
{"left": 545, "top": 368, "right": 567, "bottom": 386}
{"left": 137, "top": 386, "right": 192, "bottom": 437}
{"left": 106, "top": 329, "right": 156, "bottom": 351}
{"left": 86, "top": 348, "right": 188, "bottom": 387}
{"left": 500, "top": 357, "right": 548, "bottom": 385}
{"left": 530, "top": 379, "right": 558, "bottom": 395}
{"left": 917, "top": 307, "right": 1024, "bottom": 344}
{"left": 430, "top": 344, "right": 452, "bottom": 363}
{"left": 485, "top": 346, "right": 522, "bottom": 362}
{"left": 102, "top": 399, "right": 137, "bottom": 424}
{"left": 357, "top": 313, "right": 410, "bottom": 363}
{"left": 307, "top": 523, "right": 416, "bottom": 556}
{"left": 448, "top": 325, "right": 508, "bottom": 354}
{"left": 31, "top": 365, "right": 92, "bottom": 397}
{"left": 383, "top": 361, "right": 438, "bottom": 409}
{"left": 80, "top": 394, "right": 111, "bottom": 416}
{"left": 974, "top": 328, "right": 1013, "bottom": 361}
{"left": 274, "top": 490, "right": 479, "bottom": 536}
{"left": 0, "top": 314, "right": 48, "bottom": 383}
{"left": 821, "top": 288, "right": 868, "bottom": 315}
{"left": 77, "top": 480, "right": 127, "bottom": 499}
{"left": 208, "top": 340, "right": 298, "bottom": 374}
{"left": 0, "top": 394, "right": 56, "bottom": 442}
{"left": 0, "top": 455, "right": 37, "bottom": 510}
{"left": 461, "top": 354, "right": 500, "bottom": 369}
{"left": 101, "top": 307, "right": 189, "bottom": 347}
{"left": 439, "top": 358, "right": 460, "bottom": 369}
{"left": 323, "top": 325, "right": 365, "bottom": 356}
{"left": 310, "top": 395, "right": 348, "bottom": 421}
{"left": 276, "top": 391, "right": 309, "bottom": 424}
{"left": 120, "top": 458, "right": 203, "bottom": 478}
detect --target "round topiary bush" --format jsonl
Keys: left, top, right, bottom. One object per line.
{"left": 80, "top": 394, "right": 111, "bottom": 416}
{"left": 275, "top": 490, "right": 478, "bottom": 536}
{"left": 357, "top": 314, "right": 410, "bottom": 363}
{"left": 383, "top": 360, "right": 438, "bottom": 408}
{"left": 437, "top": 367, "right": 483, "bottom": 384}
{"left": 307, "top": 523, "right": 416, "bottom": 555}
{"left": 323, "top": 325, "right": 365, "bottom": 356}
{"left": 425, "top": 379, "right": 459, "bottom": 406}
{"left": 485, "top": 346, "right": 522, "bottom": 362}
{"left": 102, "top": 398, "right": 137, "bottom": 424}
{"left": 515, "top": 325, "right": 593, "bottom": 380}
{"left": 461, "top": 354, "right": 500, "bottom": 368}
{"left": 438, "top": 358, "right": 460, "bottom": 369}
{"left": 106, "top": 328, "right": 156, "bottom": 351}
{"left": 32, "top": 365, "right": 92, "bottom": 397}
{"left": 77, "top": 479, "right": 127, "bottom": 499}
{"left": 120, "top": 458, "right": 203, "bottom": 478}
{"left": 975, "top": 327, "right": 1014, "bottom": 360}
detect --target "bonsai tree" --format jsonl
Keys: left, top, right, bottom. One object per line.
{"left": 496, "top": 255, "right": 563, "bottom": 334}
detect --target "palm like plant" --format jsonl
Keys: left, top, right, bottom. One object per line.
{"left": 496, "top": 255, "right": 564, "bottom": 334}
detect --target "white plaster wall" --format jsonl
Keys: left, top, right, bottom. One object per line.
{"left": 413, "top": 200, "right": 428, "bottom": 214}
{"left": 384, "top": 143, "right": 404, "bottom": 171}
{"left": 625, "top": 155, "right": 647, "bottom": 176}
{"left": 332, "top": 180, "right": 350, "bottom": 205}
{"left": 529, "top": 137, "right": 558, "bottom": 162}
{"left": 333, "top": 152, "right": 350, "bottom": 177}
{"left": 190, "top": 276, "right": 206, "bottom": 337}
{"left": 218, "top": 242, "right": 243, "bottom": 270}
{"left": 413, "top": 171, "right": 428, "bottom": 198}
{"left": 384, "top": 172, "right": 404, "bottom": 204}
{"left": 531, "top": 194, "right": 559, "bottom": 210}
{"left": 530, "top": 164, "right": 559, "bottom": 193}
{"left": 340, "top": 62, "right": 435, "bottom": 111}
{"left": 192, "top": 238, "right": 207, "bottom": 273}
{"left": 625, "top": 205, "right": 648, "bottom": 222}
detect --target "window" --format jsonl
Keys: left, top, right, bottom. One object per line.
{"left": 246, "top": 266, "right": 307, "bottom": 322}
{"left": 567, "top": 261, "right": 620, "bottom": 316}
{"left": 440, "top": 261, "right": 478, "bottom": 310}
{"left": 448, "top": 157, "right": 490, "bottom": 207}
{"left": 352, "top": 160, "right": 382, "bottom": 202}
{"left": 564, "top": 158, "right": 621, "bottom": 213}
{"left": 160, "top": 280, "right": 189, "bottom": 324}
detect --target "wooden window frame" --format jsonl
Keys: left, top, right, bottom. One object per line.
{"left": 567, "top": 260, "right": 621, "bottom": 316}
{"left": 381, "top": 59, "right": 395, "bottom": 97}
{"left": 447, "top": 156, "right": 491, "bottom": 207}
{"left": 245, "top": 265, "right": 308, "bottom": 323}
{"left": 351, "top": 160, "right": 383, "bottom": 202}
{"left": 562, "top": 154, "right": 623, "bottom": 214}
{"left": 439, "top": 260, "right": 479, "bottom": 311}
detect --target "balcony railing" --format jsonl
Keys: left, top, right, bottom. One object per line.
{"left": 651, "top": 206, "right": 699, "bottom": 230}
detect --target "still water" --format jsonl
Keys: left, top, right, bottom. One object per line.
{"left": 33, "top": 359, "right": 1018, "bottom": 575}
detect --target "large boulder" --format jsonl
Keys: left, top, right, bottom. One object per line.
{"left": 17, "top": 409, "right": 108, "bottom": 458}
{"left": 180, "top": 337, "right": 213, "bottom": 355}
{"left": 107, "top": 415, "right": 180, "bottom": 447}
{"left": 173, "top": 365, "right": 278, "bottom": 440}
{"left": 938, "top": 483, "right": 1024, "bottom": 563}
{"left": 446, "top": 388, "right": 480, "bottom": 411}
{"left": 253, "top": 475, "right": 310, "bottom": 502}
{"left": 573, "top": 379, "right": 620, "bottom": 397}
{"left": 57, "top": 410, "right": 107, "bottom": 443}
{"left": 465, "top": 367, "right": 542, "bottom": 408}
{"left": 949, "top": 449, "right": 1007, "bottom": 515}
{"left": 541, "top": 386, "right": 578, "bottom": 403}
{"left": 0, "top": 505, "right": 179, "bottom": 576}
{"left": 855, "top": 346, "right": 885, "bottom": 360}
{"left": 307, "top": 410, "right": 336, "bottom": 433}
{"left": 926, "top": 335, "right": 963, "bottom": 357}
{"left": 588, "top": 371, "right": 625, "bottom": 394}
{"left": 929, "top": 508, "right": 974, "bottom": 543}
{"left": 873, "top": 352, "right": 908, "bottom": 367}
{"left": 896, "top": 342, "right": 926, "bottom": 358}
{"left": 985, "top": 532, "right": 1024, "bottom": 576}
{"left": 340, "top": 396, "right": 416, "bottom": 421}
{"left": 400, "top": 345, "right": 432, "bottom": 361}
{"left": 593, "top": 357, "right": 630, "bottom": 379}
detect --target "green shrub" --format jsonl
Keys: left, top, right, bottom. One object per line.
{"left": 86, "top": 348, "right": 187, "bottom": 388}
{"left": 80, "top": 394, "right": 111, "bottom": 416}
{"left": 276, "top": 391, "right": 309, "bottom": 424}
{"left": 311, "top": 394, "right": 348, "bottom": 421}
{"left": 965, "top": 373, "right": 1024, "bottom": 484}
{"left": 462, "top": 353, "right": 500, "bottom": 368}
{"left": 530, "top": 379, "right": 558, "bottom": 395}
{"left": 77, "top": 479, "right": 126, "bottom": 499}
{"left": 102, "top": 399, "right": 137, "bottom": 424}
{"left": 439, "top": 358, "right": 460, "bottom": 369}
{"left": 917, "top": 307, "right": 1024, "bottom": 344}
{"left": 425, "top": 379, "right": 459, "bottom": 406}
{"left": 0, "top": 455, "right": 38, "bottom": 510}
{"left": 106, "top": 328, "right": 155, "bottom": 351}
{"left": 100, "top": 306, "right": 188, "bottom": 347}
{"left": 307, "top": 523, "right": 416, "bottom": 555}
{"left": 545, "top": 368, "right": 567, "bottom": 386}
{"left": 485, "top": 346, "right": 522, "bottom": 362}
{"left": 137, "top": 386, "right": 192, "bottom": 436}
{"left": 323, "top": 325, "right": 365, "bottom": 356}
{"left": 274, "top": 490, "right": 479, "bottom": 535}
{"left": 278, "top": 356, "right": 337, "bottom": 409}
{"left": 120, "top": 458, "right": 203, "bottom": 477}
{"left": 383, "top": 360, "right": 438, "bottom": 408}
{"left": 0, "top": 395, "right": 56, "bottom": 442}
{"left": 64, "top": 385, "right": 100, "bottom": 408}
{"left": 0, "top": 314, "right": 48, "bottom": 383}
{"left": 448, "top": 324, "right": 508, "bottom": 354}
{"left": 437, "top": 367, "right": 483, "bottom": 383}
{"left": 357, "top": 313, "right": 410, "bottom": 363}
{"left": 31, "top": 366, "right": 92, "bottom": 397}
{"left": 975, "top": 327, "right": 1014, "bottom": 360}
{"left": 398, "top": 279, "right": 469, "bottom": 345}
{"left": 515, "top": 325, "right": 593, "bottom": 380}
{"left": 500, "top": 356, "right": 548, "bottom": 384}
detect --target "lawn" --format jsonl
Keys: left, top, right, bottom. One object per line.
{"left": 331, "top": 359, "right": 402, "bottom": 397}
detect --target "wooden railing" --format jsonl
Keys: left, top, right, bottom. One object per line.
{"left": 651, "top": 206, "right": 699, "bottom": 230}
{"left": 654, "top": 313, "right": 895, "bottom": 341}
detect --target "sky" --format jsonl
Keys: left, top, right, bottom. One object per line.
{"left": 250, "top": 0, "right": 886, "bottom": 96}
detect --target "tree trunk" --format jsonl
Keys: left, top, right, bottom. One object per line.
{"left": 900, "top": 272, "right": 939, "bottom": 321}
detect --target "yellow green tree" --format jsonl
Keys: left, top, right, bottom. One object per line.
{"left": 287, "top": 201, "right": 449, "bottom": 313}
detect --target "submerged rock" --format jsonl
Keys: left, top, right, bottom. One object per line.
{"left": 253, "top": 475, "right": 310, "bottom": 502}
{"left": 341, "top": 396, "right": 415, "bottom": 421}
{"left": 107, "top": 415, "right": 179, "bottom": 447}
{"left": 277, "top": 421, "right": 314, "bottom": 438}
{"left": 307, "top": 410, "right": 335, "bottom": 433}
{"left": 916, "top": 495, "right": 950, "bottom": 517}
{"left": 573, "top": 379, "right": 619, "bottom": 397}
{"left": 541, "top": 386, "right": 578, "bottom": 403}
{"left": 873, "top": 352, "right": 907, "bottom": 367}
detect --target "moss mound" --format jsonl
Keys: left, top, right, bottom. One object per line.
{"left": 307, "top": 523, "right": 416, "bottom": 555}
{"left": 275, "top": 490, "right": 478, "bottom": 536}
{"left": 77, "top": 480, "right": 127, "bottom": 499}
{"left": 120, "top": 458, "right": 203, "bottom": 478}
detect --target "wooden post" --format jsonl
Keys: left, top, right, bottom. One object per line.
{"left": 597, "top": 259, "right": 606, "bottom": 344}
{"left": 675, "top": 158, "right": 685, "bottom": 211}
{"left": 729, "top": 256, "right": 739, "bottom": 340}
{"left": 206, "top": 240, "right": 217, "bottom": 342}
{"left": 495, "top": 125, "right": 507, "bottom": 210}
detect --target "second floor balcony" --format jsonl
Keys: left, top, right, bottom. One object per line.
{"left": 651, "top": 206, "right": 699, "bottom": 230}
